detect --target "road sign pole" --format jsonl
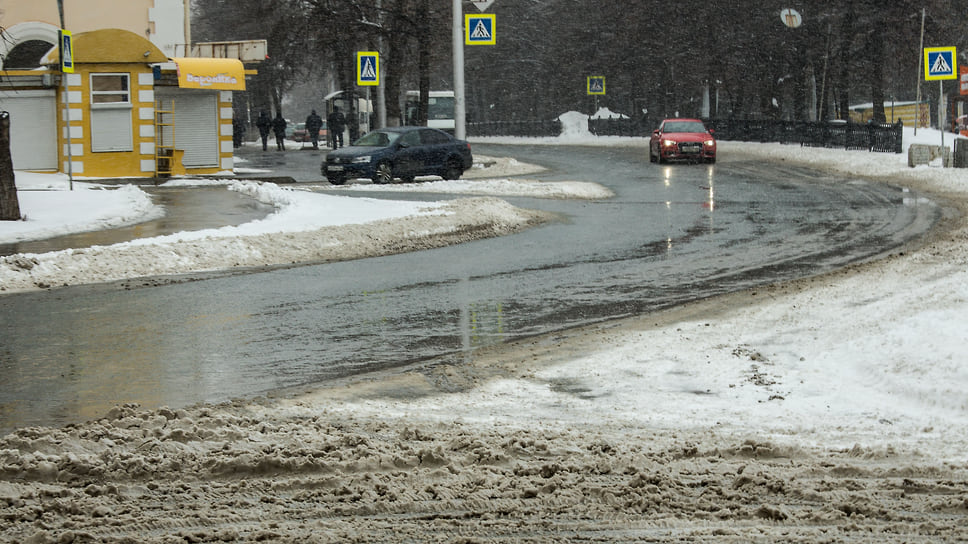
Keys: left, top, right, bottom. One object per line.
{"left": 940, "top": 80, "right": 945, "bottom": 150}
{"left": 57, "top": 1, "right": 73, "bottom": 189}
{"left": 453, "top": 0, "right": 466, "bottom": 139}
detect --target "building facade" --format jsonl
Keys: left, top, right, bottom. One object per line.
{"left": 0, "top": 0, "right": 243, "bottom": 178}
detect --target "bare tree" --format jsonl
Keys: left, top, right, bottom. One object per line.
{"left": 0, "top": 20, "right": 23, "bottom": 220}
{"left": 0, "top": 111, "right": 22, "bottom": 221}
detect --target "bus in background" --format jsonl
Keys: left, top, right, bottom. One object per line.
{"left": 405, "top": 90, "right": 455, "bottom": 133}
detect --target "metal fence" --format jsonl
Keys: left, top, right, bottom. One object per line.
{"left": 586, "top": 117, "right": 903, "bottom": 154}
{"left": 586, "top": 118, "right": 649, "bottom": 138}
{"left": 704, "top": 119, "right": 903, "bottom": 153}
{"left": 467, "top": 119, "right": 562, "bottom": 137}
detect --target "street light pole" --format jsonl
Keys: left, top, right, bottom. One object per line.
{"left": 452, "top": 0, "right": 466, "bottom": 139}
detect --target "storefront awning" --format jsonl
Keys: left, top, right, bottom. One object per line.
{"left": 172, "top": 58, "right": 246, "bottom": 91}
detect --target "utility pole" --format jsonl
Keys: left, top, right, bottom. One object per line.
{"left": 916, "top": 8, "right": 925, "bottom": 135}
{"left": 376, "top": 0, "right": 386, "bottom": 128}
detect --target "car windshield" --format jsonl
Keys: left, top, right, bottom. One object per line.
{"left": 664, "top": 121, "right": 707, "bottom": 133}
{"left": 353, "top": 130, "right": 399, "bottom": 147}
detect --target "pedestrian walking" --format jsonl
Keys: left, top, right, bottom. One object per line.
{"left": 305, "top": 109, "right": 323, "bottom": 150}
{"left": 327, "top": 106, "right": 346, "bottom": 149}
{"left": 256, "top": 111, "right": 271, "bottom": 151}
{"left": 272, "top": 112, "right": 287, "bottom": 151}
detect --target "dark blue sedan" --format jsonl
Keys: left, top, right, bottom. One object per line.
{"left": 322, "top": 126, "right": 473, "bottom": 185}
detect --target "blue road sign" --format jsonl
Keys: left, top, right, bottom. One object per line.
{"left": 465, "top": 14, "right": 496, "bottom": 45}
{"left": 357, "top": 51, "right": 379, "bottom": 86}
{"left": 587, "top": 76, "right": 606, "bottom": 95}
{"left": 925, "top": 47, "right": 957, "bottom": 81}
{"left": 59, "top": 30, "right": 74, "bottom": 73}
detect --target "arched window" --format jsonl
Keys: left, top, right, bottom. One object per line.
{"left": 2, "top": 40, "right": 55, "bottom": 69}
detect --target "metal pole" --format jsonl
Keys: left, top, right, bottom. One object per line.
{"left": 57, "top": 0, "right": 73, "bottom": 190}
{"left": 376, "top": 0, "right": 386, "bottom": 128}
{"left": 940, "top": 80, "right": 945, "bottom": 154}
{"left": 915, "top": 8, "right": 925, "bottom": 135}
{"left": 452, "top": 0, "right": 466, "bottom": 139}
{"left": 184, "top": 0, "right": 191, "bottom": 51}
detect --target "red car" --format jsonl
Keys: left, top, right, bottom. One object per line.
{"left": 649, "top": 118, "right": 716, "bottom": 164}
{"left": 292, "top": 121, "right": 329, "bottom": 144}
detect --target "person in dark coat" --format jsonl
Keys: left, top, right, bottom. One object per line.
{"left": 327, "top": 106, "right": 346, "bottom": 148}
{"left": 305, "top": 109, "right": 323, "bottom": 150}
{"left": 232, "top": 117, "right": 246, "bottom": 148}
{"left": 272, "top": 112, "right": 287, "bottom": 151}
{"left": 256, "top": 111, "right": 271, "bottom": 151}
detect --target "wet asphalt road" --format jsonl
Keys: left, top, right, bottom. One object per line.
{"left": 0, "top": 143, "right": 940, "bottom": 432}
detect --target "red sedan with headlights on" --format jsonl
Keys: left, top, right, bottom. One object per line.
{"left": 649, "top": 118, "right": 716, "bottom": 164}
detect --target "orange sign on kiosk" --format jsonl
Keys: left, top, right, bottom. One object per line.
{"left": 172, "top": 58, "right": 246, "bottom": 91}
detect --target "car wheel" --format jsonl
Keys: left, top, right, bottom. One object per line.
{"left": 706, "top": 156, "right": 716, "bottom": 164}
{"left": 327, "top": 175, "right": 346, "bottom": 186}
{"left": 442, "top": 159, "right": 463, "bottom": 180}
{"left": 399, "top": 175, "right": 416, "bottom": 183}
{"left": 658, "top": 152, "right": 667, "bottom": 164}
{"left": 372, "top": 161, "right": 393, "bottom": 184}
{"left": 649, "top": 147, "right": 657, "bottom": 163}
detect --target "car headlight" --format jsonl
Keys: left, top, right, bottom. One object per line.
{"left": 352, "top": 155, "right": 371, "bottom": 164}
{"left": 704, "top": 139, "right": 716, "bottom": 147}
{"left": 662, "top": 139, "right": 677, "bottom": 148}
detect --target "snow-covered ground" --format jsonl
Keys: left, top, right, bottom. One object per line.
{"left": 2, "top": 117, "right": 967, "bottom": 541}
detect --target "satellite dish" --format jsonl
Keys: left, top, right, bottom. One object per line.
{"left": 780, "top": 8, "right": 802, "bottom": 28}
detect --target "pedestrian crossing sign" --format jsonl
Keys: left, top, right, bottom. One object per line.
{"left": 924, "top": 46, "right": 957, "bottom": 81}
{"left": 59, "top": 30, "right": 74, "bottom": 74}
{"left": 356, "top": 51, "right": 379, "bottom": 86}
{"left": 465, "top": 14, "right": 496, "bottom": 45}
{"left": 587, "top": 76, "right": 606, "bottom": 95}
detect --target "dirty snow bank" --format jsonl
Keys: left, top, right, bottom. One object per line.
{"left": 0, "top": 190, "right": 551, "bottom": 292}
{"left": 0, "top": 155, "right": 573, "bottom": 293}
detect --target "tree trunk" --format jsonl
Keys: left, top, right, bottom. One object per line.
{"left": 0, "top": 112, "right": 22, "bottom": 221}
{"left": 836, "top": 12, "right": 853, "bottom": 121}
{"left": 868, "top": 31, "right": 886, "bottom": 123}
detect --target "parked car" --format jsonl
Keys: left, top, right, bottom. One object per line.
{"left": 649, "top": 118, "right": 716, "bottom": 164}
{"left": 322, "top": 126, "right": 473, "bottom": 185}
{"left": 292, "top": 121, "right": 329, "bottom": 143}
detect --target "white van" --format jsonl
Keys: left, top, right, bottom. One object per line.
{"left": 405, "top": 90, "right": 455, "bottom": 133}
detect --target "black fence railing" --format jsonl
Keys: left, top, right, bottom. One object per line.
{"left": 586, "top": 117, "right": 904, "bottom": 154}
{"left": 704, "top": 119, "right": 903, "bottom": 153}
{"left": 467, "top": 119, "right": 562, "bottom": 137}
{"left": 586, "top": 118, "right": 650, "bottom": 137}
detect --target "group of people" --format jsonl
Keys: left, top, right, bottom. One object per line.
{"left": 252, "top": 107, "right": 346, "bottom": 151}
{"left": 255, "top": 111, "right": 288, "bottom": 151}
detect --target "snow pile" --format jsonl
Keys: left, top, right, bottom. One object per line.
{"left": 0, "top": 182, "right": 163, "bottom": 243}
{"left": 590, "top": 107, "right": 629, "bottom": 119}
{"left": 0, "top": 155, "right": 583, "bottom": 292}
{"left": 0, "top": 183, "right": 552, "bottom": 292}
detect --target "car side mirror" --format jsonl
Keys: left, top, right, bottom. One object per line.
{"left": 708, "top": 128, "right": 715, "bottom": 134}
{"left": 398, "top": 141, "right": 409, "bottom": 149}
{"left": 652, "top": 130, "right": 661, "bottom": 136}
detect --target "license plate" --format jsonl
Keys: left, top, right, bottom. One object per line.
{"left": 327, "top": 165, "right": 344, "bottom": 171}
{"left": 680, "top": 144, "right": 701, "bottom": 153}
